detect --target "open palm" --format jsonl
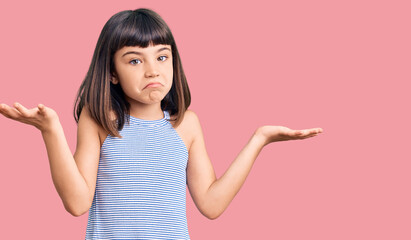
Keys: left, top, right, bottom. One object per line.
{"left": 0, "top": 102, "right": 59, "bottom": 133}
{"left": 256, "top": 125, "right": 323, "bottom": 146}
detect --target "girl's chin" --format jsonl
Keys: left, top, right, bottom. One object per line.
{"left": 148, "top": 91, "right": 164, "bottom": 102}
{"left": 126, "top": 92, "right": 166, "bottom": 105}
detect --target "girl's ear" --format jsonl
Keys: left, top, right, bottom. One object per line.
{"left": 111, "top": 72, "right": 119, "bottom": 84}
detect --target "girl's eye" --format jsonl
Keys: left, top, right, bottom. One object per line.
{"left": 130, "top": 59, "right": 142, "bottom": 65}
{"left": 158, "top": 56, "right": 168, "bottom": 62}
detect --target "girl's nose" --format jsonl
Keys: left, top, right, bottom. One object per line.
{"left": 144, "top": 61, "right": 160, "bottom": 78}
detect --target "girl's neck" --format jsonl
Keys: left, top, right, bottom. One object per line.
{"left": 128, "top": 102, "right": 164, "bottom": 120}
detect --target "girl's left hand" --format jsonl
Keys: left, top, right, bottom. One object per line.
{"left": 255, "top": 126, "right": 323, "bottom": 146}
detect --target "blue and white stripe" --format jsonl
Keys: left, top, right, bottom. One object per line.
{"left": 86, "top": 110, "right": 189, "bottom": 239}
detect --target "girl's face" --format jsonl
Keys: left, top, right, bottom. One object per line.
{"left": 112, "top": 44, "right": 173, "bottom": 106}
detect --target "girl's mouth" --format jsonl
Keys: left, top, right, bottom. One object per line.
{"left": 144, "top": 82, "right": 162, "bottom": 89}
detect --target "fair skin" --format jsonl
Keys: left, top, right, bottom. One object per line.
{"left": 0, "top": 44, "right": 323, "bottom": 219}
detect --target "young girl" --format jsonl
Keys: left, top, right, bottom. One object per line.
{"left": 0, "top": 8, "right": 322, "bottom": 239}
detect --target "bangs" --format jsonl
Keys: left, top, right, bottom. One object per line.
{"left": 115, "top": 10, "right": 173, "bottom": 49}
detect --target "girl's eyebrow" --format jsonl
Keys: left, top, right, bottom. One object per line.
{"left": 122, "top": 47, "right": 171, "bottom": 57}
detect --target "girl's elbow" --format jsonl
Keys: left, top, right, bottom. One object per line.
{"left": 201, "top": 208, "right": 224, "bottom": 220}
{"left": 65, "top": 205, "right": 86, "bottom": 217}
{"left": 206, "top": 213, "right": 220, "bottom": 220}
{"left": 64, "top": 201, "right": 91, "bottom": 217}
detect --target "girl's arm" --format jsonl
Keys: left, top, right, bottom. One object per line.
{"left": 0, "top": 103, "right": 101, "bottom": 216}
{"left": 184, "top": 110, "right": 322, "bottom": 219}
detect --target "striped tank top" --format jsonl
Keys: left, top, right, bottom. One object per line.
{"left": 85, "top": 110, "right": 190, "bottom": 239}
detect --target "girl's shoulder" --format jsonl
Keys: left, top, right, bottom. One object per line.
{"left": 171, "top": 109, "right": 202, "bottom": 152}
{"left": 80, "top": 106, "right": 112, "bottom": 147}
{"left": 171, "top": 109, "right": 201, "bottom": 130}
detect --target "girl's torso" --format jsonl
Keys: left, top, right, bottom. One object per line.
{"left": 86, "top": 110, "right": 192, "bottom": 240}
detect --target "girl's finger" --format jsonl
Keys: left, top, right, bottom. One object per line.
{"left": 38, "top": 104, "right": 46, "bottom": 115}
{"left": 313, "top": 128, "right": 323, "bottom": 133}
{"left": 307, "top": 129, "right": 318, "bottom": 135}
{"left": 295, "top": 129, "right": 320, "bottom": 139}
{"left": 304, "top": 128, "right": 323, "bottom": 135}
{"left": 0, "top": 104, "right": 6, "bottom": 116}
{"left": 295, "top": 130, "right": 305, "bottom": 135}
{"left": 14, "top": 102, "right": 31, "bottom": 117}
{"left": 300, "top": 135, "right": 314, "bottom": 140}
{"left": 0, "top": 104, "right": 21, "bottom": 119}
{"left": 300, "top": 130, "right": 309, "bottom": 136}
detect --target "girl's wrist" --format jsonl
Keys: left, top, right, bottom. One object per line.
{"left": 253, "top": 127, "right": 269, "bottom": 147}
{"left": 40, "top": 117, "right": 62, "bottom": 135}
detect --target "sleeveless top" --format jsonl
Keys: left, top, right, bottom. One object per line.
{"left": 85, "top": 110, "right": 190, "bottom": 239}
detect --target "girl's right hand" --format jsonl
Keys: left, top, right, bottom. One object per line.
{"left": 0, "top": 102, "right": 60, "bottom": 133}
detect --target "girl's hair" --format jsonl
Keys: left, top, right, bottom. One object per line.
{"left": 73, "top": 8, "right": 191, "bottom": 138}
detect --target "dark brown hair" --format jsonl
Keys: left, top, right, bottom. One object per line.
{"left": 74, "top": 8, "right": 191, "bottom": 138}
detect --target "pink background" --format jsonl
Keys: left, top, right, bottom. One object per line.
{"left": 0, "top": 0, "right": 410, "bottom": 239}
